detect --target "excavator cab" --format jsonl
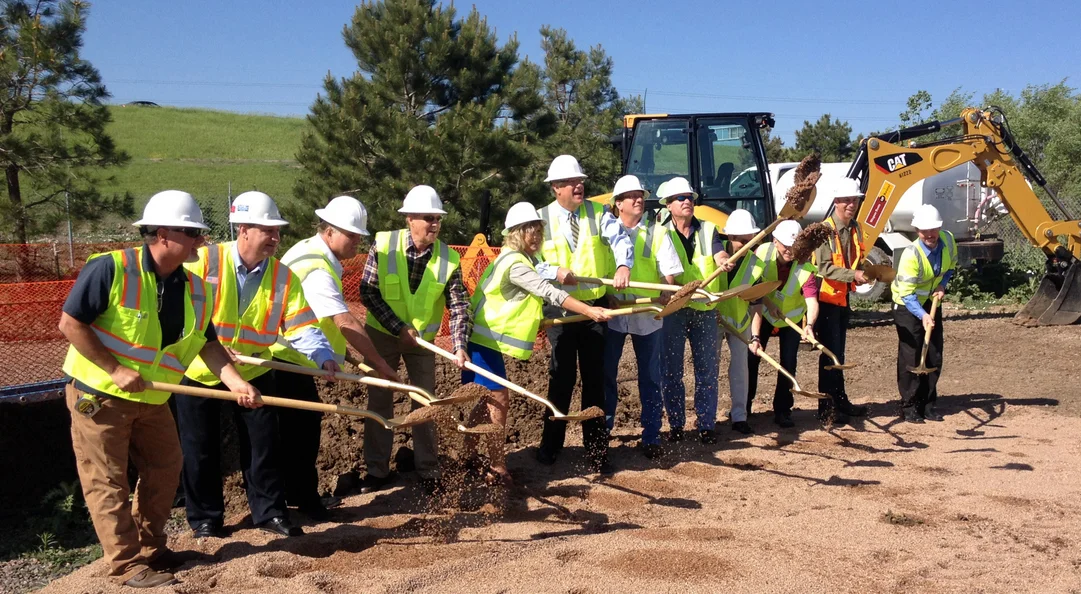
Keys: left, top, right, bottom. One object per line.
{"left": 592, "top": 113, "right": 777, "bottom": 229}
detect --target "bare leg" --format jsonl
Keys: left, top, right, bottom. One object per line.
{"left": 485, "top": 389, "right": 511, "bottom": 484}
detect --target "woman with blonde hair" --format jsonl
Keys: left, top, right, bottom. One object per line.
{"left": 463, "top": 202, "right": 611, "bottom": 485}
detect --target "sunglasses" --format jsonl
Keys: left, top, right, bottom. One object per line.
{"left": 420, "top": 215, "right": 442, "bottom": 224}
{"left": 170, "top": 227, "right": 204, "bottom": 238}
{"left": 668, "top": 195, "right": 694, "bottom": 202}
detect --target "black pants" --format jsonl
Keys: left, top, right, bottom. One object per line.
{"left": 273, "top": 365, "right": 323, "bottom": 509}
{"left": 815, "top": 300, "right": 854, "bottom": 413}
{"left": 894, "top": 303, "right": 944, "bottom": 413}
{"left": 175, "top": 372, "right": 286, "bottom": 527}
{"left": 540, "top": 303, "right": 608, "bottom": 462}
{"left": 746, "top": 325, "right": 801, "bottom": 417}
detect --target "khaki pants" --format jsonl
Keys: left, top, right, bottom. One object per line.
{"left": 363, "top": 327, "right": 439, "bottom": 479}
{"left": 67, "top": 384, "right": 183, "bottom": 581}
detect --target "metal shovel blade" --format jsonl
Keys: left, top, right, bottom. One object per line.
{"left": 825, "top": 363, "right": 857, "bottom": 370}
{"left": 550, "top": 406, "right": 605, "bottom": 422}
{"left": 791, "top": 387, "right": 831, "bottom": 400}
{"left": 429, "top": 383, "right": 490, "bottom": 406}
{"left": 733, "top": 280, "right": 783, "bottom": 302}
{"left": 655, "top": 280, "right": 702, "bottom": 319}
{"left": 388, "top": 406, "right": 446, "bottom": 429}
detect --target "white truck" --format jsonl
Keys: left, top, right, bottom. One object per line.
{"left": 770, "top": 162, "right": 1006, "bottom": 301}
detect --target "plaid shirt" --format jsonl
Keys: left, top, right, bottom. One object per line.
{"left": 359, "top": 232, "right": 472, "bottom": 352}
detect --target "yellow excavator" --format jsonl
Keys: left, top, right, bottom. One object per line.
{"left": 846, "top": 106, "right": 1081, "bottom": 325}
{"left": 592, "top": 107, "right": 1080, "bottom": 325}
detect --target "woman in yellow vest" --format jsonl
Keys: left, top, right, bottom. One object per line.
{"left": 602, "top": 175, "right": 683, "bottom": 459}
{"left": 747, "top": 219, "right": 820, "bottom": 428}
{"left": 714, "top": 209, "right": 761, "bottom": 435}
{"left": 464, "top": 202, "right": 611, "bottom": 485}
{"left": 58, "top": 191, "right": 258, "bottom": 588}
{"left": 892, "top": 205, "right": 957, "bottom": 423}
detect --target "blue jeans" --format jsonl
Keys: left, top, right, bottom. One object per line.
{"left": 661, "top": 308, "right": 720, "bottom": 431}
{"left": 603, "top": 327, "right": 664, "bottom": 445}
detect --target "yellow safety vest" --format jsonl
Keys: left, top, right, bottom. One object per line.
{"left": 751, "top": 243, "right": 816, "bottom": 327}
{"left": 62, "top": 247, "right": 212, "bottom": 404}
{"left": 716, "top": 240, "right": 759, "bottom": 333}
{"left": 365, "top": 230, "right": 460, "bottom": 341}
{"left": 666, "top": 218, "right": 722, "bottom": 311}
{"left": 468, "top": 250, "right": 544, "bottom": 361}
{"left": 184, "top": 242, "right": 319, "bottom": 384}
{"left": 538, "top": 200, "right": 609, "bottom": 301}
{"left": 270, "top": 236, "right": 348, "bottom": 368}
{"left": 814, "top": 216, "right": 865, "bottom": 307}
{"left": 606, "top": 219, "right": 669, "bottom": 300}
{"left": 891, "top": 231, "right": 957, "bottom": 307}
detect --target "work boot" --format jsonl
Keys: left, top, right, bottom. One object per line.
{"left": 922, "top": 404, "right": 944, "bottom": 422}
{"left": 699, "top": 429, "right": 718, "bottom": 445}
{"left": 731, "top": 421, "right": 754, "bottom": 435}
{"left": 667, "top": 427, "right": 685, "bottom": 443}
{"left": 816, "top": 401, "right": 850, "bottom": 425}
{"left": 901, "top": 408, "right": 924, "bottom": 424}
{"left": 774, "top": 412, "right": 795, "bottom": 429}
{"left": 836, "top": 395, "right": 868, "bottom": 417}
{"left": 123, "top": 568, "right": 178, "bottom": 588}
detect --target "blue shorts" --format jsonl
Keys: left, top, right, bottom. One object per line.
{"left": 461, "top": 342, "right": 507, "bottom": 390}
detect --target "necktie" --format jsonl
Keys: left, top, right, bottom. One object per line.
{"left": 568, "top": 212, "right": 579, "bottom": 252}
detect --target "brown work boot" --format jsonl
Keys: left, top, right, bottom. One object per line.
{"left": 123, "top": 568, "right": 178, "bottom": 588}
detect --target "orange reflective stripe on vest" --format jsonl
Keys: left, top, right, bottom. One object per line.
{"left": 818, "top": 218, "right": 864, "bottom": 307}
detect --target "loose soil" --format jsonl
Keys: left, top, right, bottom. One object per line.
{"left": 22, "top": 309, "right": 1081, "bottom": 592}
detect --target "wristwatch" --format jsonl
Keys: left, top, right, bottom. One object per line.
{"left": 750, "top": 336, "right": 761, "bottom": 343}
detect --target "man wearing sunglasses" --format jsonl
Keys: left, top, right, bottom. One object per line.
{"left": 58, "top": 191, "right": 260, "bottom": 588}
{"left": 178, "top": 191, "right": 340, "bottom": 540}
{"left": 535, "top": 155, "right": 634, "bottom": 475}
{"left": 358, "top": 185, "right": 472, "bottom": 496}
{"left": 811, "top": 179, "right": 871, "bottom": 425}
{"left": 271, "top": 195, "right": 401, "bottom": 519}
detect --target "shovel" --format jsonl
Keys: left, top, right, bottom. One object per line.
{"left": 909, "top": 294, "right": 941, "bottom": 375}
{"left": 771, "top": 315, "right": 855, "bottom": 370}
{"left": 575, "top": 276, "right": 716, "bottom": 319}
{"left": 716, "top": 318, "right": 827, "bottom": 400}
{"left": 860, "top": 262, "right": 896, "bottom": 283}
{"left": 611, "top": 280, "right": 782, "bottom": 319}
{"left": 145, "top": 380, "right": 441, "bottom": 430}
{"left": 413, "top": 337, "right": 603, "bottom": 422}
{"left": 230, "top": 354, "right": 478, "bottom": 406}
{"left": 542, "top": 305, "right": 662, "bottom": 327}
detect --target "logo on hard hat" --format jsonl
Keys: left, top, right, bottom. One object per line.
{"left": 230, "top": 205, "right": 249, "bottom": 212}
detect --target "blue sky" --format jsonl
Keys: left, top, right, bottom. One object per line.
{"left": 84, "top": 0, "right": 1080, "bottom": 144}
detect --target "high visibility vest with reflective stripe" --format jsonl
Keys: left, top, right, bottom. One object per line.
{"left": 607, "top": 220, "right": 669, "bottom": 301}
{"left": 468, "top": 250, "right": 544, "bottom": 361}
{"left": 538, "top": 201, "right": 609, "bottom": 301}
{"left": 666, "top": 219, "right": 722, "bottom": 311}
{"left": 365, "top": 230, "right": 460, "bottom": 341}
{"left": 269, "top": 236, "right": 348, "bottom": 369}
{"left": 751, "top": 243, "right": 816, "bottom": 327}
{"left": 62, "top": 247, "right": 212, "bottom": 404}
{"left": 184, "top": 242, "right": 320, "bottom": 384}
{"left": 717, "top": 240, "right": 759, "bottom": 333}
{"left": 815, "top": 217, "right": 865, "bottom": 307}
{"left": 891, "top": 231, "right": 957, "bottom": 307}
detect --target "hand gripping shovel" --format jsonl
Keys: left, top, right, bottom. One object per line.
{"left": 146, "top": 380, "right": 441, "bottom": 430}
{"left": 909, "top": 294, "right": 941, "bottom": 375}
{"left": 413, "top": 337, "right": 603, "bottom": 422}
{"left": 231, "top": 354, "right": 478, "bottom": 406}
{"left": 772, "top": 315, "right": 855, "bottom": 371}
{"left": 541, "top": 304, "right": 662, "bottom": 327}
{"left": 716, "top": 318, "right": 827, "bottom": 400}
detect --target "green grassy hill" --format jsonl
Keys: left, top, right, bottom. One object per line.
{"left": 98, "top": 106, "right": 308, "bottom": 236}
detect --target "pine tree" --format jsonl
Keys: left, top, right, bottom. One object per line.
{"left": 291, "top": 0, "right": 554, "bottom": 244}
{"left": 0, "top": 0, "right": 130, "bottom": 245}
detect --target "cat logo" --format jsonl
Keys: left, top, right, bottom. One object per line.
{"left": 873, "top": 152, "right": 923, "bottom": 174}
{"left": 864, "top": 181, "right": 896, "bottom": 227}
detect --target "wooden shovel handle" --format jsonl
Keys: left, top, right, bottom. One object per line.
{"left": 541, "top": 305, "right": 660, "bottom": 327}
{"left": 575, "top": 276, "right": 683, "bottom": 292}
{"left": 145, "top": 380, "right": 389, "bottom": 422}
{"left": 233, "top": 354, "right": 434, "bottom": 405}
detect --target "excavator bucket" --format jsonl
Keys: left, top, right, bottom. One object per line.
{"left": 1015, "top": 259, "right": 1081, "bottom": 326}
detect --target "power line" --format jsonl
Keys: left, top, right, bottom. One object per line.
{"left": 619, "top": 88, "right": 904, "bottom": 106}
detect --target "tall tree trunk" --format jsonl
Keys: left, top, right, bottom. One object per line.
{"left": 6, "top": 163, "right": 29, "bottom": 280}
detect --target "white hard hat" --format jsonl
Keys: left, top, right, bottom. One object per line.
{"left": 911, "top": 204, "right": 943, "bottom": 230}
{"left": 834, "top": 177, "right": 864, "bottom": 199}
{"left": 502, "top": 202, "right": 542, "bottom": 236}
{"left": 773, "top": 219, "right": 802, "bottom": 247}
{"left": 133, "top": 190, "right": 211, "bottom": 230}
{"left": 611, "top": 175, "right": 649, "bottom": 200}
{"left": 398, "top": 185, "right": 447, "bottom": 215}
{"left": 316, "top": 196, "right": 369, "bottom": 236}
{"left": 657, "top": 177, "right": 698, "bottom": 203}
{"left": 723, "top": 209, "right": 760, "bottom": 236}
{"left": 544, "top": 155, "right": 588, "bottom": 183}
{"left": 230, "top": 191, "right": 289, "bottom": 226}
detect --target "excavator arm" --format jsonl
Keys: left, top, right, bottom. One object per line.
{"left": 848, "top": 107, "right": 1081, "bottom": 325}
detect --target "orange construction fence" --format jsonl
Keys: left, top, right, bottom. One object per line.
{"left": 0, "top": 235, "right": 503, "bottom": 389}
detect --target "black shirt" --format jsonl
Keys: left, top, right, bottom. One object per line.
{"left": 63, "top": 246, "right": 217, "bottom": 394}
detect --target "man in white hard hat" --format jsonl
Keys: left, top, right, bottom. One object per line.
{"left": 177, "top": 191, "right": 341, "bottom": 539}
{"left": 658, "top": 177, "right": 724, "bottom": 444}
{"left": 715, "top": 208, "right": 761, "bottom": 435}
{"left": 270, "top": 196, "right": 400, "bottom": 519}
{"left": 358, "top": 185, "right": 472, "bottom": 494}
{"left": 891, "top": 204, "right": 957, "bottom": 423}
{"left": 603, "top": 175, "right": 682, "bottom": 459}
{"left": 747, "top": 219, "right": 819, "bottom": 428}
{"left": 535, "top": 155, "right": 634, "bottom": 474}
{"left": 58, "top": 191, "right": 260, "bottom": 588}
{"left": 811, "top": 178, "right": 870, "bottom": 425}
